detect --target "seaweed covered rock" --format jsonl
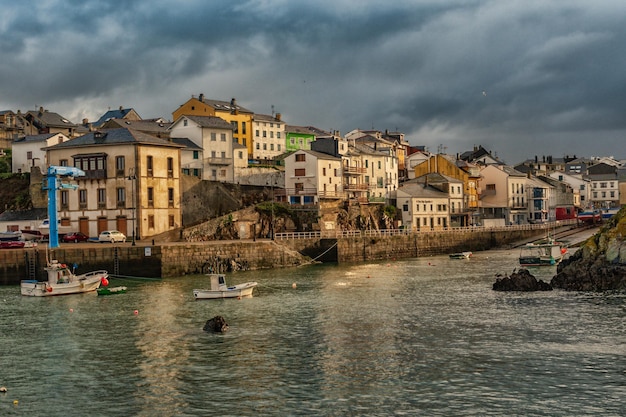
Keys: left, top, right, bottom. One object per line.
{"left": 203, "top": 316, "right": 229, "bottom": 333}
{"left": 493, "top": 269, "right": 553, "bottom": 291}
{"left": 551, "top": 207, "right": 626, "bottom": 291}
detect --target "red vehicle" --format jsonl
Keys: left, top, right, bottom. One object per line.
{"left": 61, "top": 232, "right": 90, "bottom": 243}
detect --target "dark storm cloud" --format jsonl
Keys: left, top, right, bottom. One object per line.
{"left": 2, "top": 0, "right": 626, "bottom": 163}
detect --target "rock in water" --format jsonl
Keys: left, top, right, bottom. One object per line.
{"left": 203, "top": 316, "right": 229, "bottom": 332}
{"left": 552, "top": 207, "right": 626, "bottom": 291}
{"left": 493, "top": 269, "right": 553, "bottom": 291}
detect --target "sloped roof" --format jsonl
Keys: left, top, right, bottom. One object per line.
{"left": 94, "top": 108, "right": 137, "bottom": 127}
{"left": 397, "top": 182, "right": 449, "bottom": 198}
{"left": 101, "top": 118, "right": 171, "bottom": 134}
{"left": 285, "top": 125, "right": 318, "bottom": 135}
{"left": 295, "top": 149, "right": 341, "bottom": 161}
{"left": 200, "top": 98, "right": 253, "bottom": 114}
{"left": 170, "top": 137, "right": 202, "bottom": 150}
{"left": 182, "top": 115, "right": 233, "bottom": 130}
{"left": 13, "top": 133, "right": 57, "bottom": 143}
{"left": 46, "top": 128, "right": 184, "bottom": 149}
{"left": 25, "top": 109, "right": 76, "bottom": 128}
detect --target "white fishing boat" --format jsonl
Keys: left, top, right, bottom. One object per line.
{"left": 449, "top": 251, "right": 472, "bottom": 259}
{"left": 519, "top": 239, "right": 567, "bottom": 267}
{"left": 193, "top": 273, "right": 258, "bottom": 300}
{"left": 20, "top": 259, "right": 108, "bottom": 297}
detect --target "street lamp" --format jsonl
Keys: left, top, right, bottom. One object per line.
{"left": 126, "top": 168, "right": 137, "bottom": 246}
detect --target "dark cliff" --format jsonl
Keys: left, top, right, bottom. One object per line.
{"left": 551, "top": 207, "right": 626, "bottom": 291}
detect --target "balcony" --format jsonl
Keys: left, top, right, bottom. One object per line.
{"left": 344, "top": 183, "right": 370, "bottom": 191}
{"left": 205, "top": 157, "right": 233, "bottom": 166}
{"left": 343, "top": 166, "right": 367, "bottom": 175}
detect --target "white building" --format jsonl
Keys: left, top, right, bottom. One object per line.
{"left": 12, "top": 133, "right": 70, "bottom": 173}
{"left": 169, "top": 115, "right": 244, "bottom": 183}
{"left": 479, "top": 164, "right": 529, "bottom": 225}
{"left": 252, "top": 113, "right": 285, "bottom": 160}
{"left": 283, "top": 149, "right": 343, "bottom": 205}
{"left": 396, "top": 181, "right": 452, "bottom": 231}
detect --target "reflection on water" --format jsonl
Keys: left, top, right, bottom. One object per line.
{"left": 0, "top": 249, "right": 624, "bottom": 416}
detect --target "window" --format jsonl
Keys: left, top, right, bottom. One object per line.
{"left": 403, "top": 204, "right": 409, "bottom": 211}
{"left": 277, "top": 132, "right": 281, "bottom": 139}
{"left": 169, "top": 215, "right": 175, "bottom": 227}
{"left": 147, "top": 187, "right": 154, "bottom": 207}
{"left": 231, "top": 121, "right": 238, "bottom": 133}
{"left": 98, "top": 188, "right": 106, "bottom": 208}
{"left": 193, "top": 150, "right": 199, "bottom": 159}
{"left": 221, "top": 151, "right": 226, "bottom": 158}
{"left": 211, "top": 132, "right": 216, "bottom": 141}
{"left": 167, "top": 157, "right": 173, "bottom": 178}
{"left": 168, "top": 188, "right": 174, "bottom": 207}
{"left": 73, "top": 154, "right": 107, "bottom": 179}
{"left": 270, "top": 131, "right": 274, "bottom": 138}
{"left": 183, "top": 119, "right": 188, "bottom": 126}
{"left": 256, "top": 129, "right": 260, "bottom": 137}
{"left": 117, "top": 187, "right": 126, "bottom": 207}
{"left": 219, "top": 169, "right": 226, "bottom": 177}
{"left": 27, "top": 151, "right": 32, "bottom": 160}
{"left": 487, "top": 184, "right": 496, "bottom": 191}
{"left": 263, "top": 131, "right": 267, "bottom": 138}
{"left": 323, "top": 168, "right": 326, "bottom": 176}
{"left": 295, "top": 153, "right": 306, "bottom": 162}
{"left": 378, "top": 161, "right": 381, "bottom": 169}
{"left": 60, "top": 159, "right": 68, "bottom": 167}
{"left": 238, "top": 151, "right": 243, "bottom": 159}
{"left": 60, "top": 190, "right": 69, "bottom": 209}
{"left": 221, "top": 133, "right": 226, "bottom": 142}
{"left": 148, "top": 215, "right": 155, "bottom": 229}
{"left": 241, "top": 122, "right": 246, "bottom": 135}
{"left": 270, "top": 144, "right": 274, "bottom": 151}
{"left": 256, "top": 143, "right": 260, "bottom": 150}
{"left": 278, "top": 145, "right": 281, "bottom": 151}
{"left": 295, "top": 168, "right": 306, "bottom": 176}
{"left": 79, "top": 189, "right": 87, "bottom": 208}
{"left": 147, "top": 156, "right": 153, "bottom": 177}
{"left": 263, "top": 144, "right": 267, "bottom": 150}
{"left": 116, "top": 156, "right": 125, "bottom": 177}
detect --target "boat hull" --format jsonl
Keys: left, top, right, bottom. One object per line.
{"left": 20, "top": 274, "right": 104, "bottom": 297}
{"left": 193, "top": 282, "right": 257, "bottom": 300}
{"left": 97, "top": 286, "right": 127, "bottom": 296}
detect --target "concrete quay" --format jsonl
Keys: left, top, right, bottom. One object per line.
{"left": 0, "top": 225, "right": 566, "bottom": 285}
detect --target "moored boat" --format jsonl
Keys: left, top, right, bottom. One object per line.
{"left": 0, "top": 231, "right": 22, "bottom": 241}
{"left": 20, "top": 259, "right": 108, "bottom": 297}
{"left": 193, "top": 273, "right": 258, "bottom": 300}
{"left": 97, "top": 286, "right": 127, "bottom": 296}
{"left": 449, "top": 251, "right": 472, "bottom": 259}
{"left": 519, "top": 240, "right": 567, "bottom": 266}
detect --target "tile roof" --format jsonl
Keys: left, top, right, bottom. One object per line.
{"left": 46, "top": 128, "right": 184, "bottom": 149}
{"left": 183, "top": 115, "right": 233, "bottom": 130}
{"left": 94, "top": 108, "right": 136, "bottom": 126}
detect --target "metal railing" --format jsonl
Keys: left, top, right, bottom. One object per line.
{"left": 274, "top": 219, "right": 578, "bottom": 240}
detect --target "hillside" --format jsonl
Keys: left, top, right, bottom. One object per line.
{"left": 0, "top": 174, "right": 31, "bottom": 212}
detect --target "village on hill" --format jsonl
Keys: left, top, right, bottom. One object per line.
{"left": 0, "top": 95, "right": 624, "bottom": 242}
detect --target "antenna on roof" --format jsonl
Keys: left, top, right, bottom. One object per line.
{"left": 271, "top": 105, "right": 275, "bottom": 116}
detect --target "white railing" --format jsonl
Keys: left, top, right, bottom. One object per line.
{"left": 273, "top": 220, "right": 578, "bottom": 240}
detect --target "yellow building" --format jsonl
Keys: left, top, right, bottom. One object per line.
{"left": 413, "top": 153, "right": 481, "bottom": 212}
{"left": 172, "top": 94, "right": 254, "bottom": 157}
{"left": 45, "top": 128, "right": 184, "bottom": 240}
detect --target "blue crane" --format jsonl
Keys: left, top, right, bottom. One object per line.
{"left": 44, "top": 166, "right": 85, "bottom": 248}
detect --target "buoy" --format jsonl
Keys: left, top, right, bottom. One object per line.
{"left": 101, "top": 277, "right": 109, "bottom": 286}
{"left": 292, "top": 283, "right": 297, "bottom": 289}
{"left": 133, "top": 310, "right": 139, "bottom": 315}
{"left": 69, "top": 308, "right": 74, "bottom": 313}
{"left": 0, "top": 386, "right": 7, "bottom": 392}
{"left": 13, "top": 400, "right": 18, "bottom": 406}
{"left": 46, "top": 286, "right": 53, "bottom": 293}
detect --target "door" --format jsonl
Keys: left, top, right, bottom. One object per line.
{"left": 79, "top": 217, "right": 89, "bottom": 236}
{"left": 97, "top": 217, "right": 108, "bottom": 234}
{"left": 116, "top": 216, "right": 128, "bottom": 237}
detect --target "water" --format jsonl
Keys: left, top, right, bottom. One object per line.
{"left": 1, "top": 249, "right": 624, "bottom": 416}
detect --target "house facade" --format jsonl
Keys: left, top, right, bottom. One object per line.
{"left": 45, "top": 128, "right": 183, "bottom": 240}
{"left": 169, "top": 115, "right": 238, "bottom": 182}
{"left": 479, "top": 164, "right": 529, "bottom": 225}
{"left": 283, "top": 149, "right": 343, "bottom": 204}
{"left": 172, "top": 95, "right": 254, "bottom": 157}
{"left": 12, "top": 133, "right": 70, "bottom": 173}
{"left": 252, "top": 113, "right": 285, "bottom": 161}
{"left": 396, "top": 180, "right": 452, "bottom": 231}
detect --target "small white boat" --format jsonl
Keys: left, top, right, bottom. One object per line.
{"left": 519, "top": 240, "right": 567, "bottom": 266}
{"left": 21, "top": 260, "right": 108, "bottom": 297}
{"left": 0, "top": 231, "right": 22, "bottom": 241}
{"left": 193, "top": 273, "right": 258, "bottom": 300}
{"left": 449, "top": 251, "right": 472, "bottom": 259}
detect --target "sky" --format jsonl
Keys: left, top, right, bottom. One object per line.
{"left": 2, "top": 0, "right": 626, "bottom": 164}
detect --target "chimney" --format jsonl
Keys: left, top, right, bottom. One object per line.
{"left": 82, "top": 118, "right": 88, "bottom": 125}
{"left": 230, "top": 98, "right": 236, "bottom": 106}
{"left": 275, "top": 113, "right": 281, "bottom": 121}
{"left": 199, "top": 93, "right": 204, "bottom": 102}
{"left": 119, "top": 106, "right": 123, "bottom": 111}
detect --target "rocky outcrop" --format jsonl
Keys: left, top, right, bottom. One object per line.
{"left": 551, "top": 207, "right": 626, "bottom": 291}
{"left": 493, "top": 269, "right": 553, "bottom": 291}
{"left": 203, "top": 316, "right": 229, "bottom": 333}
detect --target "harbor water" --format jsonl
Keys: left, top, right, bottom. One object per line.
{"left": 0, "top": 249, "right": 624, "bottom": 416}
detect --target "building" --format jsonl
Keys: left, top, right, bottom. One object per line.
{"left": 285, "top": 125, "right": 318, "bottom": 153}
{"left": 93, "top": 107, "right": 142, "bottom": 128}
{"left": 587, "top": 162, "right": 619, "bottom": 209}
{"left": 396, "top": 178, "right": 454, "bottom": 231}
{"left": 479, "top": 164, "right": 529, "bottom": 225}
{"left": 252, "top": 113, "right": 285, "bottom": 161}
{"left": 172, "top": 95, "right": 254, "bottom": 157}
{"left": 45, "top": 128, "right": 184, "bottom": 240}
{"left": 169, "top": 115, "right": 244, "bottom": 183}
{"left": 11, "top": 133, "right": 70, "bottom": 173}
{"left": 22, "top": 107, "right": 78, "bottom": 137}
{"left": 283, "top": 149, "right": 343, "bottom": 205}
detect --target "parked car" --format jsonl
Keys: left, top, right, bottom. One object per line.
{"left": 62, "top": 232, "right": 90, "bottom": 243}
{"left": 98, "top": 230, "right": 126, "bottom": 243}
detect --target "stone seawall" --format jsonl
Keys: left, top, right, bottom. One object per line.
{"left": 0, "top": 228, "right": 544, "bottom": 284}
